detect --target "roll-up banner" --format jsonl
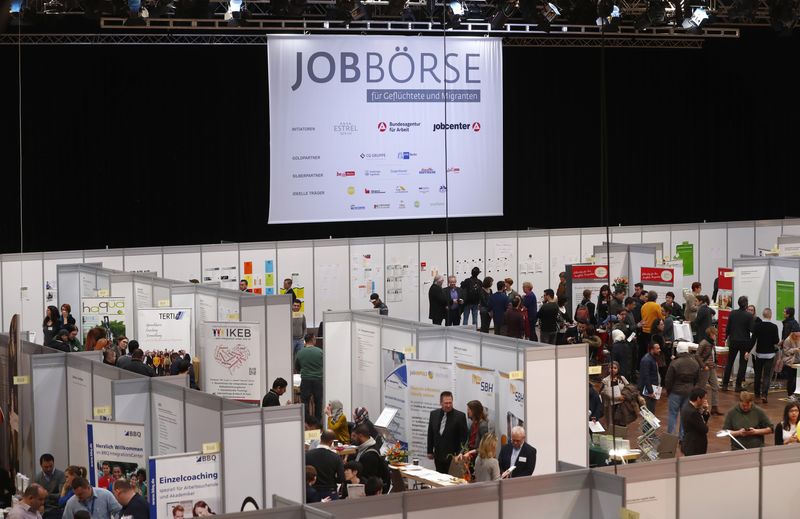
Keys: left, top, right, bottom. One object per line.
{"left": 405, "top": 359, "right": 454, "bottom": 468}
{"left": 267, "top": 35, "right": 504, "bottom": 224}
{"left": 148, "top": 451, "right": 222, "bottom": 519}
{"left": 568, "top": 265, "right": 609, "bottom": 320}
{"left": 453, "top": 363, "right": 497, "bottom": 437}
{"left": 81, "top": 297, "right": 128, "bottom": 342}
{"left": 640, "top": 266, "right": 675, "bottom": 303}
{"left": 383, "top": 363, "right": 409, "bottom": 449}
{"left": 137, "top": 308, "right": 193, "bottom": 355}
{"left": 497, "top": 372, "right": 525, "bottom": 446}
{"left": 200, "top": 322, "right": 263, "bottom": 404}
{"left": 87, "top": 421, "right": 147, "bottom": 486}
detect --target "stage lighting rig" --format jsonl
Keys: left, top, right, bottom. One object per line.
{"left": 681, "top": 4, "right": 709, "bottom": 33}
{"left": 596, "top": 0, "right": 620, "bottom": 29}
{"left": 635, "top": 0, "right": 666, "bottom": 29}
{"left": 767, "top": 0, "right": 797, "bottom": 34}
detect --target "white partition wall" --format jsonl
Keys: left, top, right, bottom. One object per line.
{"left": 150, "top": 380, "right": 186, "bottom": 456}
{"left": 556, "top": 344, "right": 588, "bottom": 468}
{"left": 601, "top": 458, "right": 677, "bottom": 519}
{"left": 580, "top": 229, "right": 607, "bottom": 263}
{"left": 418, "top": 235, "right": 448, "bottom": 322}
{"left": 163, "top": 245, "right": 202, "bottom": 282}
{"left": 728, "top": 221, "right": 755, "bottom": 265}
{"left": 485, "top": 231, "right": 517, "bottom": 287}
{"left": 611, "top": 225, "right": 642, "bottom": 245}
{"left": 762, "top": 447, "right": 800, "bottom": 517}
{"left": 518, "top": 230, "right": 550, "bottom": 295}
{"left": 415, "top": 326, "right": 447, "bottom": 362}
{"left": 642, "top": 225, "right": 671, "bottom": 262}
{"left": 83, "top": 249, "right": 124, "bottom": 271}
{"left": 112, "top": 378, "right": 153, "bottom": 458}
{"left": 549, "top": 229, "right": 581, "bottom": 290}
{"left": 66, "top": 354, "right": 96, "bottom": 467}
{"left": 351, "top": 314, "right": 383, "bottom": 416}
{"left": 699, "top": 223, "right": 727, "bottom": 292}
{"left": 31, "top": 353, "right": 69, "bottom": 469}
{"left": 452, "top": 232, "right": 485, "bottom": 281}
{"left": 678, "top": 450, "right": 759, "bottom": 518}
{"left": 312, "top": 239, "right": 349, "bottom": 325}
{"left": 384, "top": 236, "right": 419, "bottom": 322}
{"left": 405, "top": 483, "right": 499, "bottom": 519}
{"left": 277, "top": 240, "right": 314, "bottom": 321}
{"left": 350, "top": 238, "right": 385, "bottom": 311}
{"left": 239, "top": 242, "right": 278, "bottom": 296}
{"left": 202, "top": 243, "right": 240, "bottom": 290}
{"left": 123, "top": 246, "right": 163, "bottom": 276}
{"left": 322, "top": 312, "right": 354, "bottom": 414}
{"left": 223, "top": 409, "right": 266, "bottom": 511}
{"left": 628, "top": 244, "right": 657, "bottom": 286}
{"left": 501, "top": 471, "right": 590, "bottom": 519}
{"left": 266, "top": 294, "right": 293, "bottom": 402}
{"left": 756, "top": 219, "right": 783, "bottom": 254}
{"left": 262, "top": 406, "right": 305, "bottom": 506}
{"left": 525, "top": 346, "right": 557, "bottom": 475}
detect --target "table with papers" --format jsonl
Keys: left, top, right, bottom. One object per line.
{"left": 388, "top": 464, "right": 469, "bottom": 488}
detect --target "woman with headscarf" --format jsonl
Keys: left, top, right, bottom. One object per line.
{"left": 352, "top": 407, "right": 383, "bottom": 449}
{"left": 610, "top": 329, "right": 631, "bottom": 381}
{"left": 325, "top": 400, "right": 350, "bottom": 443}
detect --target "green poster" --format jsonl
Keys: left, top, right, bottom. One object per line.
{"left": 776, "top": 280, "right": 796, "bottom": 316}
{"left": 676, "top": 242, "right": 694, "bottom": 276}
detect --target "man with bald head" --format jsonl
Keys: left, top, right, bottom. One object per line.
{"left": 497, "top": 426, "right": 537, "bottom": 477}
{"left": 428, "top": 275, "right": 448, "bottom": 325}
{"left": 8, "top": 483, "right": 47, "bottom": 519}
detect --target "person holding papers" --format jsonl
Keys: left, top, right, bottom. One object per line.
{"left": 638, "top": 341, "right": 661, "bottom": 413}
{"left": 497, "top": 426, "right": 536, "bottom": 478}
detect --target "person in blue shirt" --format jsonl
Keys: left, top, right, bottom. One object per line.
{"left": 638, "top": 341, "right": 661, "bottom": 413}
{"left": 62, "top": 477, "right": 121, "bottom": 519}
{"left": 487, "top": 281, "right": 510, "bottom": 335}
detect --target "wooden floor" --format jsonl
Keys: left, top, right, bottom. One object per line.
{"left": 615, "top": 370, "right": 791, "bottom": 456}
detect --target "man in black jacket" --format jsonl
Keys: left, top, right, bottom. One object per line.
{"left": 680, "top": 387, "right": 710, "bottom": 456}
{"left": 261, "top": 377, "right": 288, "bottom": 407}
{"left": 352, "top": 425, "right": 389, "bottom": 492}
{"left": 428, "top": 275, "right": 448, "bottom": 325}
{"left": 444, "top": 276, "right": 465, "bottom": 326}
{"left": 723, "top": 296, "right": 755, "bottom": 392}
{"left": 427, "top": 391, "right": 468, "bottom": 473}
{"left": 498, "top": 426, "right": 537, "bottom": 477}
{"left": 460, "top": 267, "right": 483, "bottom": 327}
{"left": 306, "top": 431, "right": 344, "bottom": 500}
{"left": 748, "top": 308, "right": 780, "bottom": 403}
{"left": 124, "top": 349, "right": 156, "bottom": 377}
{"left": 537, "top": 289, "right": 559, "bottom": 345}
{"left": 782, "top": 307, "right": 800, "bottom": 341}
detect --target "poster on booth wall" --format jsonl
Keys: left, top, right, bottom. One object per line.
{"left": 640, "top": 267, "right": 675, "bottom": 303}
{"left": 137, "top": 308, "right": 193, "bottom": 356}
{"left": 148, "top": 451, "right": 222, "bottom": 519}
{"left": 200, "top": 322, "right": 263, "bottom": 404}
{"left": 454, "top": 364, "right": 498, "bottom": 438}
{"left": 383, "top": 363, "right": 409, "bottom": 450}
{"left": 568, "top": 265, "right": 609, "bottom": 322}
{"left": 87, "top": 421, "right": 147, "bottom": 487}
{"left": 497, "top": 372, "right": 525, "bottom": 446}
{"left": 81, "top": 297, "right": 128, "bottom": 342}
{"left": 675, "top": 242, "right": 694, "bottom": 276}
{"left": 406, "top": 360, "right": 454, "bottom": 467}
{"left": 717, "top": 268, "right": 733, "bottom": 310}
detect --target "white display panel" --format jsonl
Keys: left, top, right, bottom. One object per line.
{"left": 762, "top": 455, "right": 800, "bottom": 517}
{"left": 625, "top": 477, "right": 676, "bottom": 519}
{"left": 312, "top": 241, "right": 349, "bottom": 324}
{"left": 217, "top": 296, "right": 240, "bottom": 321}
{"left": 66, "top": 364, "right": 94, "bottom": 466}
{"left": 629, "top": 249, "right": 656, "bottom": 286}
{"left": 20, "top": 258, "right": 44, "bottom": 334}
{"left": 416, "top": 329, "right": 447, "bottom": 362}
{"left": 323, "top": 320, "right": 353, "bottom": 414}
{"left": 263, "top": 418, "right": 304, "bottom": 506}
{"left": 503, "top": 490, "right": 588, "bottom": 519}
{"left": 419, "top": 236, "right": 448, "bottom": 322}
{"left": 485, "top": 232, "right": 517, "bottom": 285}
{"left": 407, "top": 500, "right": 498, "bottom": 519}
{"left": 163, "top": 248, "right": 201, "bottom": 282}
{"left": 642, "top": 227, "right": 671, "bottom": 261}
{"left": 679, "top": 468, "right": 759, "bottom": 518}
{"left": 611, "top": 227, "right": 642, "bottom": 245}
{"left": 352, "top": 319, "right": 382, "bottom": 416}
{"left": 32, "top": 359, "right": 68, "bottom": 468}
{"left": 782, "top": 219, "right": 800, "bottom": 236}
{"left": 671, "top": 225, "right": 699, "bottom": 280}
{"left": 202, "top": 246, "right": 239, "bottom": 290}
{"left": 277, "top": 243, "right": 314, "bottom": 322}
{"left": 384, "top": 239, "right": 420, "bottom": 321}
{"left": 580, "top": 231, "right": 606, "bottom": 263}
{"left": 756, "top": 220, "right": 782, "bottom": 254}
{"left": 267, "top": 35, "right": 503, "bottom": 224}
{"left": 734, "top": 264, "right": 769, "bottom": 312}
{"left": 349, "top": 241, "right": 385, "bottom": 310}
{"left": 265, "top": 299, "right": 293, "bottom": 405}
{"left": 518, "top": 232, "right": 549, "bottom": 298}
{"left": 223, "top": 422, "right": 264, "bottom": 510}
{"left": 124, "top": 250, "right": 162, "bottom": 276}
{"left": 698, "top": 225, "right": 727, "bottom": 294}
{"left": 525, "top": 349, "right": 556, "bottom": 475}
{"left": 549, "top": 231, "right": 580, "bottom": 290}
{"left": 151, "top": 391, "right": 186, "bottom": 455}
{"left": 446, "top": 335, "right": 480, "bottom": 365}
{"left": 83, "top": 251, "right": 123, "bottom": 271}
{"left": 240, "top": 244, "right": 278, "bottom": 296}
{"left": 43, "top": 252, "right": 84, "bottom": 317}
{"left": 480, "top": 342, "right": 518, "bottom": 373}
{"left": 556, "top": 352, "right": 587, "bottom": 467}
{"left": 728, "top": 222, "right": 755, "bottom": 262}
{"left": 452, "top": 233, "right": 485, "bottom": 281}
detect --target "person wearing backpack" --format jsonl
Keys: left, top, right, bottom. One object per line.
{"left": 460, "top": 267, "right": 483, "bottom": 327}
{"left": 574, "top": 289, "right": 597, "bottom": 326}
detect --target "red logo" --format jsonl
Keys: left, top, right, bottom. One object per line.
{"left": 378, "top": 122, "right": 387, "bottom": 132}
{"left": 336, "top": 171, "right": 355, "bottom": 177}
{"left": 472, "top": 122, "right": 481, "bottom": 132}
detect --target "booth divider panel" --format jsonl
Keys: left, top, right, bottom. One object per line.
{"left": 184, "top": 401, "right": 223, "bottom": 452}
{"left": 263, "top": 415, "right": 304, "bottom": 507}
{"left": 383, "top": 239, "right": 419, "bottom": 322}
{"left": 556, "top": 347, "right": 588, "bottom": 468}
{"left": 223, "top": 415, "right": 265, "bottom": 512}
{"left": 349, "top": 241, "right": 385, "bottom": 312}
{"left": 580, "top": 232, "right": 606, "bottom": 264}
{"left": 728, "top": 223, "right": 756, "bottom": 264}
{"left": 239, "top": 244, "right": 278, "bottom": 298}
{"left": 202, "top": 246, "right": 239, "bottom": 291}
{"left": 123, "top": 250, "right": 162, "bottom": 276}
{"left": 312, "top": 242, "right": 349, "bottom": 327}
{"left": 549, "top": 232, "right": 580, "bottom": 291}
{"left": 323, "top": 319, "right": 353, "bottom": 417}
{"left": 32, "top": 354, "right": 69, "bottom": 471}
{"left": 277, "top": 243, "right": 314, "bottom": 326}
{"left": 525, "top": 348, "right": 557, "bottom": 475}
{"left": 485, "top": 232, "right": 517, "bottom": 285}
{"left": 451, "top": 234, "right": 485, "bottom": 282}
{"left": 266, "top": 296, "right": 294, "bottom": 405}
{"left": 351, "top": 317, "right": 382, "bottom": 419}
{"left": 310, "top": 492, "right": 403, "bottom": 519}
{"left": 756, "top": 220, "right": 783, "bottom": 254}
{"left": 698, "top": 225, "right": 727, "bottom": 294}
{"left": 66, "top": 360, "right": 95, "bottom": 467}
{"left": 1, "top": 260, "right": 22, "bottom": 333}
{"left": 611, "top": 228, "right": 642, "bottom": 245}
{"left": 163, "top": 249, "right": 201, "bottom": 282}
{"left": 517, "top": 232, "right": 550, "bottom": 302}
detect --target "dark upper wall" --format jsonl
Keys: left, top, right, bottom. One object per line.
{"left": 0, "top": 28, "right": 797, "bottom": 254}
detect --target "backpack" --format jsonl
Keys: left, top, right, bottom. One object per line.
{"left": 575, "top": 303, "right": 590, "bottom": 323}
{"left": 461, "top": 277, "right": 483, "bottom": 304}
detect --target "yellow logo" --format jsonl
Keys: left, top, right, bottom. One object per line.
{"left": 347, "top": 186, "right": 355, "bottom": 195}
{"left": 510, "top": 383, "right": 517, "bottom": 393}
{"left": 472, "top": 374, "right": 482, "bottom": 385}
{"left": 428, "top": 371, "right": 433, "bottom": 379}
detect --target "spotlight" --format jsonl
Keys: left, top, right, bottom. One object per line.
{"left": 681, "top": 5, "right": 708, "bottom": 33}
{"left": 490, "top": 1, "right": 516, "bottom": 29}
{"left": 43, "top": 0, "right": 65, "bottom": 13}
{"left": 332, "top": 0, "right": 369, "bottom": 21}
{"left": 519, "top": 0, "right": 560, "bottom": 31}
{"left": 225, "top": 0, "right": 248, "bottom": 24}
{"left": 596, "top": 0, "right": 620, "bottom": 28}
{"left": 446, "top": 0, "right": 465, "bottom": 26}
{"left": 635, "top": 0, "right": 665, "bottom": 29}
{"left": 768, "top": 0, "right": 797, "bottom": 34}
{"left": 727, "top": 0, "right": 757, "bottom": 21}
{"left": 124, "top": 0, "right": 147, "bottom": 24}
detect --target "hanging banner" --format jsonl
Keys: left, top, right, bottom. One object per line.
{"left": 566, "top": 265, "right": 609, "bottom": 321}
{"left": 81, "top": 297, "right": 128, "bottom": 342}
{"left": 497, "top": 372, "right": 525, "bottom": 446}
{"left": 267, "top": 35, "right": 504, "bottom": 224}
{"left": 453, "top": 363, "right": 498, "bottom": 436}
{"left": 137, "top": 308, "right": 193, "bottom": 355}
{"left": 383, "top": 363, "right": 409, "bottom": 450}
{"left": 149, "top": 451, "right": 222, "bottom": 519}
{"left": 675, "top": 242, "right": 694, "bottom": 276}
{"left": 200, "top": 322, "right": 263, "bottom": 404}
{"left": 87, "top": 421, "right": 147, "bottom": 487}
{"left": 641, "top": 267, "right": 675, "bottom": 303}
{"left": 406, "top": 359, "right": 454, "bottom": 468}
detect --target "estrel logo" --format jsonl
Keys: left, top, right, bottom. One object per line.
{"left": 336, "top": 171, "right": 356, "bottom": 177}
{"left": 347, "top": 186, "right": 356, "bottom": 195}
{"left": 378, "top": 122, "right": 387, "bottom": 132}
{"left": 333, "top": 121, "right": 358, "bottom": 135}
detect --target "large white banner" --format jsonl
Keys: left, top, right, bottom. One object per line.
{"left": 87, "top": 421, "right": 147, "bottom": 487}
{"left": 148, "top": 451, "right": 222, "bottom": 519}
{"left": 267, "top": 35, "right": 503, "bottom": 223}
{"left": 81, "top": 297, "right": 128, "bottom": 342}
{"left": 406, "top": 359, "right": 454, "bottom": 468}
{"left": 497, "top": 372, "right": 525, "bottom": 447}
{"left": 383, "top": 362, "right": 409, "bottom": 449}
{"left": 353, "top": 322, "right": 381, "bottom": 415}
{"left": 453, "top": 363, "right": 497, "bottom": 435}
{"left": 137, "top": 308, "right": 193, "bottom": 355}
{"left": 200, "top": 322, "right": 263, "bottom": 404}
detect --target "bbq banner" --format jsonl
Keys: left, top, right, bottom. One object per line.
{"left": 267, "top": 35, "right": 503, "bottom": 223}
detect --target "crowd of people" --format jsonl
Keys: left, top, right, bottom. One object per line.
{"left": 42, "top": 304, "right": 198, "bottom": 388}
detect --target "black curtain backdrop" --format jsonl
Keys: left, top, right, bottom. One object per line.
{"left": 0, "top": 28, "right": 798, "bottom": 254}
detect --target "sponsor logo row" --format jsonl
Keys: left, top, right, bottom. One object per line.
{"left": 292, "top": 167, "right": 461, "bottom": 178}
{"left": 348, "top": 201, "right": 446, "bottom": 210}
{"left": 291, "top": 121, "right": 482, "bottom": 135}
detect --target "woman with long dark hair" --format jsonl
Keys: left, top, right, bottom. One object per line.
{"left": 596, "top": 285, "right": 611, "bottom": 324}
{"left": 775, "top": 402, "right": 800, "bottom": 445}
{"left": 42, "top": 305, "right": 60, "bottom": 345}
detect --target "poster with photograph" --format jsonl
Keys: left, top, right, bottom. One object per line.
{"left": 149, "top": 451, "right": 221, "bottom": 519}
{"left": 137, "top": 308, "right": 193, "bottom": 355}
{"left": 497, "top": 372, "right": 525, "bottom": 446}
{"left": 406, "top": 359, "right": 454, "bottom": 467}
{"left": 87, "top": 421, "right": 147, "bottom": 487}
{"left": 200, "top": 322, "right": 262, "bottom": 404}
{"left": 81, "top": 297, "right": 128, "bottom": 342}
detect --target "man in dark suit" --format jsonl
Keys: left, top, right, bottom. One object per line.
{"left": 444, "top": 276, "right": 465, "bottom": 326}
{"left": 428, "top": 275, "right": 449, "bottom": 325}
{"left": 498, "top": 426, "right": 536, "bottom": 477}
{"left": 681, "top": 387, "right": 710, "bottom": 456}
{"left": 723, "top": 295, "right": 755, "bottom": 392}
{"left": 427, "top": 391, "right": 468, "bottom": 473}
